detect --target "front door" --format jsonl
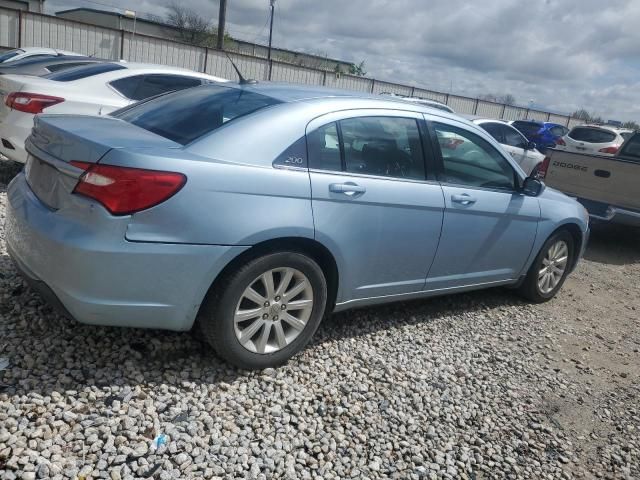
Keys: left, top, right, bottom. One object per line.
{"left": 307, "top": 111, "right": 445, "bottom": 303}
{"left": 425, "top": 119, "right": 540, "bottom": 290}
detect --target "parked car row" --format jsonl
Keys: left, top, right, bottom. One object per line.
{"left": 3, "top": 72, "right": 590, "bottom": 368}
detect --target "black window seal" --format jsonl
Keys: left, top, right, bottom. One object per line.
{"left": 418, "top": 119, "right": 436, "bottom": 181}
{"left": 336, "top": 121, "right": 346, "bottom": 172}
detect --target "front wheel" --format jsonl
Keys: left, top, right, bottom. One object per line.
{"left": 518, "top": 230, "right": 574, "bottom": 303}
{"left": 199, "top": 252, "right": 328, "bottom": 369}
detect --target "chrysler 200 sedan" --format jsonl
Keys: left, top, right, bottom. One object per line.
{"left": 5, "top": 83, "right": 589, "bottom": 369}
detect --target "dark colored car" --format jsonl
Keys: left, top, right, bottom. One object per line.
{"left": 511, "top": 120, "right": 569, "bottom": 153}
{"left": 0, "top": 55, "right": 106, "bottom": 77}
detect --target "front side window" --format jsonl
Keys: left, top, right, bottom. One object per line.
{"left": 550, "top": 125, "right": 567, "bottom": 137}
{"left": 503, "top": 125, "right": 528, "bottom": 149}
{"left": 433, "top": 122, "right": 515, "bottom": 190}
{"left": 308, "top": 116, "right": 426, "bottom": 180}
{"left": 512, "top": 121, "right": 542, "bottom": 137}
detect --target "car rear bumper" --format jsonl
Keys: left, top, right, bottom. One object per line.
{"left": 5, "top": 173, "right": 248, "bottom": 331}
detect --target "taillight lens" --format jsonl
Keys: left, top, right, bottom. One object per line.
{"left": 5, "top": 92, "right": 64, "bottom": 114}
{"left": 70, "top": 161, "right": 186, "bottom": 215}
{"left": 537, "top": 156, "right": 551, "bottom": 179}
{"left": 598, "top": 146, "right": 619, "bottom": 154}
{"left": 555, "top": 137, "right": 566, "bottom": 146}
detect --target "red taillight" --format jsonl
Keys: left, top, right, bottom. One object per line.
{"left": 70, "top": 162, "right": 186, "bottom": 215}
{"left": 555, "top": 137, "right": 566, "bottom": 146}
{"left": 537, "top": 156, "right": 551, "bottom": 179}
{"left": 5, "top": 92, "right": 64, "bottom": 114}
{"left": 598, "top": 146, "right": 619, "bottom": 154}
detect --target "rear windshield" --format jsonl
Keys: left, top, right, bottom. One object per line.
{"left": 512, "top": 121, "right": 542, "bottom": 136}
{"left": 0, "top": 49, "right": 24, "bottom": 62}
{"left": 44, "top": 63, "right": 126, "bottom": 81}
{"left": 113, "top": 84, "right": 282, "bottom": 145}
{"left": 568, "top": 127, "right": 616, "bottom": 143}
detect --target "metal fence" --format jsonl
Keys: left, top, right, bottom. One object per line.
{"left": 1, "top": 7, "right": 583, "bottom": 128}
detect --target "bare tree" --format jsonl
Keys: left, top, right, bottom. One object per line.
{"left": 164, "top": 2, "right": 213, "bottom": 46}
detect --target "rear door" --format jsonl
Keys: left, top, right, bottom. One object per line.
{"left": 425, "top": 117, "right": 539, "bottom": 289}
{"left": 307, "top": 110, "right": 445, "bottom": 302}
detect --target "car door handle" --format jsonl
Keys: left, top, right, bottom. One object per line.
{"left": 451, "top": 193, "right": 477, "bottom": 205}
{"left": 329, "top": 183, "right": 366, "bottom": 195}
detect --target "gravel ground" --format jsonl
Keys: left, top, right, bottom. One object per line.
{"left": 0, "top": 165, "right": 638, "bottom": 479}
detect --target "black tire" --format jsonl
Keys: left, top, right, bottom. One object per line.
{"left": 199, "top": 252, "right": 328, "bottom": 369}
{"left": 518, "top": 230, "right": 574, "bottom": 303}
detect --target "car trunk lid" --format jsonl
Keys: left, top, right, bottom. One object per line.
{"left": 25, "top": 114, "right": 181, "bottom": 210}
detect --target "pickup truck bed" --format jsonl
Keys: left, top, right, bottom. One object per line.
{"left": 541, "top": 144, "right": 640, "bottom": 226}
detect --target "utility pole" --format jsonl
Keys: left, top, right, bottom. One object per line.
{"left": 217, "top": 0, "right": 227, "bottom": 50}
{"left": 267, "top": 0, "right": 276, "bottom": 60}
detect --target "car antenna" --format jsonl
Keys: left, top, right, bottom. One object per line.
{"left": 225, "top": 52, "right": 258, "bottom": 85}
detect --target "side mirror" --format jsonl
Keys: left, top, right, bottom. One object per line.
{"left": 526, "top": 140, "right": 537, "bottom": 151}
{"left": 522, "top": 176, "right": 544, "bottom": 196}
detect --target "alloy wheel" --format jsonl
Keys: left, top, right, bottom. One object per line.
{"left": 538, "top": 240, "right": 569, "bottom": 294}
{"left": 233, "top": 267, "right": 314, "bottom": 354}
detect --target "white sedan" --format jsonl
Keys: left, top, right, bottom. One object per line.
{"left": 0, "top": 63, "right": 227, "bottom": 163}
{"left": 0, "top": 47, "right": 80, "bottom": 64}
{"left": 470, "top": 118, "right": 545, "bottom": 175}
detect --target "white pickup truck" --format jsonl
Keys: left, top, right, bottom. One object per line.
{"left": 539, "top": 132, "right": 640, "bottom": 226}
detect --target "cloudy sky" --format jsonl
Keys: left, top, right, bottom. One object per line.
{"left": 46, "top": 0, "right": 640, "bottom": 121}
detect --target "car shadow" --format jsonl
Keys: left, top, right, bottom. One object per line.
{"left": 0, "top": 251, "right": 526, "bottom": 399}
{"left": 584, "top": 223, "right": 640, "bottom": 266}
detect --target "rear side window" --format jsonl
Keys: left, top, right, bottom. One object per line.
{"left": 568, "top": 127, "right": 616, "bottom": 143}
{"left": 45, "top": 63, "right": 126, "bottom": 81}
{"left": 308, "top": 116, "right": 427, "bottom": 181}
{"left": 111, "top": 74, "right": 203, "bottom": 101}
{"left": 113, "top": 84, "right": 281, "bottom": 145}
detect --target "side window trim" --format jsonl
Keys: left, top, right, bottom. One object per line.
{"left": 426, "top": 117, "right": 521, "bottom": 193}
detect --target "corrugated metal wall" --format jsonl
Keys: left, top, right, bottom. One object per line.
{"left": 22, "top": 13, "right": 120, "bottom": 59}
{"left": 0, "top": 7, "right": 582, "bottom": 127}
{"left": 0, "top": 8, "right": 19, "bottom": 48}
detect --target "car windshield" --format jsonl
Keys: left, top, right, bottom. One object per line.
{"left": 113, "top": 84, "right": 282, "bottom": 145}
{"left": 0, "top": 49, "right": 24, "bottom": 62}
{"left": 44, "top": 63, "right": 126, "bottom": 81}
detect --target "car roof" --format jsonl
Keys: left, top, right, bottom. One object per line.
{"left": 461, "top": 115, "right": 510, "bottom": 125}
{"left": 224, "top": 82, "right": 463, "bottom": 118}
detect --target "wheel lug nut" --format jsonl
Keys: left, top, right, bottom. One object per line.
{"left": 275, "top": 296, "right": 280, "bottom": 301}
{"left": 281, "top": 304, "right": 286, "bottom": 310}
{"left": 262, "top": 313, "right": 268, "bottom": 319}
{"left": 274, "top": 315, "right": 279, "bottom": 321}
{"left": 264, "top": 301, "right": 270, "bottom": 307}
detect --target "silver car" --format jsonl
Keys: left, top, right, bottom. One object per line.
{"left": 5, "top": 83, "right": 589, "bottom": 369}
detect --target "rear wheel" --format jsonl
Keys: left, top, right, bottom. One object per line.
{"left": 518, "top": 230, "right": 574, "bottom": 303}
{"left": 199, "top": 252, "right": 327, "bottom": 369}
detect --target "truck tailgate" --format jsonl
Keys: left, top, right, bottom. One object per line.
{"left": 544, "top": 149, "right": 640, "bottom": 211}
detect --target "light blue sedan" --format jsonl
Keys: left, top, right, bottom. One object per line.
{"left": 5, "top": 83, "right": 589, "bottom": 369}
